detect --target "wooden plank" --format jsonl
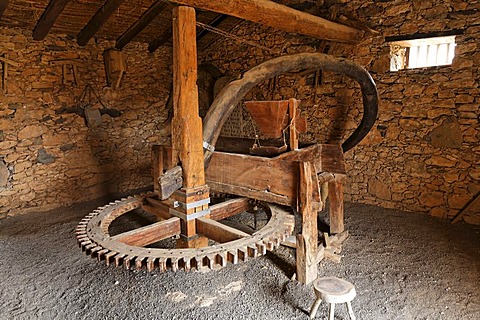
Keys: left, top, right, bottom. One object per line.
{"left": 451, "top": 192, "right": 480, "bottom": 224}
{"left": 158, "top": 165, "right": 183, "bottom": 200}
{"left": 148, "top": 27, "right": 172, "bottom": 53}
{"left": 196, "top": 217, "right": 250, "bottom": 243}
{"left": 206, "top": 144, "right": 344, "bottom": 207}
{"left": 142, "top": 197, "right": 171, "bottom": 220}
{"left": 210, "top": 198, "right": 251, "bottom": 221}
{"left": 115, "top": 1, "right": 167, "bottom": 49}
{"left": 328, "top": 178, "right": 344, "bottom": 234}
{"left": 152, "top": 145, "right": 164, "bottom": 193}
{"left": 168, "top": 0, "right": 363, "bottom": 43}
{"left": 207, "top": 180, "right": 291, "bottom": 206}
{"left": 111, "top": 217, "right": 180, "bottom": 247}
{"left": 77, "top": 0, "right": 126, "bottom": 46}
{"left": 32, "top": 0, "right": 71, "bottom": 40}
{"left": 296, "top": 162, "right": 318, "bottom": 284}
{"left": 171, "top": 5, "right": 205, "bottom": 189}
{"left": 0, "top": 0, "right": 8, "bottom": 21}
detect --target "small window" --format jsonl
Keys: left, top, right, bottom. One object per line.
{"left": 390, "top": 36, "right": 456, "bottom": 71}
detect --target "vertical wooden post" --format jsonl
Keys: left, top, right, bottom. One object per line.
{"left": 171, "top": 5, "right": 205, "bottom": 187}
{"left": 288, "top": 98, "right": 299, "bottom": 151}
{"left": 328, "top": 177, "right": 344, "bottom": 234}
{"left": 296, "top": 161, "right": 318, "bottom": 284}
{"left": 171, "top": 5, "right": 209, "bottom": 248}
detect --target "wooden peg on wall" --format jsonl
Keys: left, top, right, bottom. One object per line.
{"left": 0, "top": 53, "right": 19, "bottom": 94}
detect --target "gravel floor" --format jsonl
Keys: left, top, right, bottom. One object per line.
{"left": 1, "top": 197, "right": 479, "bottom": 320}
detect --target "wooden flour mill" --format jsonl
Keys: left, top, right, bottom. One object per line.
{"left": 76, "top": 1, "right": 378, "bottom": 285}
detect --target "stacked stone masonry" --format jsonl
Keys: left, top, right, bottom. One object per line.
{"left": 0, "top": 28, "right": 172, "bottom": 219}
{"left": 0, "top": 0, "right": 478, "bottom": 225}
{"left": 200, "top": 0, "right": 480, "bottom": 224}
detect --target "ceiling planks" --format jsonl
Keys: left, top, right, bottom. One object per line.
{"left": 32, "top": 0, "right": 71, "bottom": 40}
{"left": 0, "top": 0, "right": 8, "bottom": 21}
{"left": 115, "top": 1, "right": 168, "bottom": 50}
{"left": 77, "top": 0, "right": 126, "bottom": 46}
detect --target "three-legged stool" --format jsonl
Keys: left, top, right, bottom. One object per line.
{"left": 309, "top": 276, "right": 356, "bottom": 320}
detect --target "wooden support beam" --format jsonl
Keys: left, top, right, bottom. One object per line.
{"left": 111, "top": 217, "right": 180, "bottom": 247}
{"left": 168, "top": 0, "right": 363, "bottom": 43}
{"left": 0, "top": 0, "right": 8, "bottom": 21}
{"left": 296, "top": 162, "right": 318, "bottom": 284}
{"left": 328, "top": 177, "right": 344, "bottom": 234}
{"left": 115, "top": 1, "right": 167, "bottom": 49}
{"left": 196, "top": 217, "right": 250, "bottom": 243}
{"left": 77, "top": 0, "right": 125, "bottom": 46}
{"left": 171, "top": 5, "right": 205, "bottom": 188}
{"left": 142, "top": 197, "right": 171, "bottom": 220}
{"left": 148, "top": 28, "right": 173, "bottom": 53}
{"left": 32, "top": 0, "right": 71, "bottom": 40}
{"left": 210, "top": 198, "right": 251, "bottom": 221}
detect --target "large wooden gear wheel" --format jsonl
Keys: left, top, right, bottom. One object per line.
{"left": 76, "top": 193, "right": 295, "bottom": 272}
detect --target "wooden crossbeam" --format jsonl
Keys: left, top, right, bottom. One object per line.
{"left": 33, "top": 0, "right": 71, "bottom": 40}
{"left": 196, "top": 217, "right": 250, "bottom": 243}
{"left": 111, "top": 217, "right": 180, "bottom": 247}
{"left": 148, "top": 27, "right": 173, "bottom": 53}
{"left": 115, "top": 1, "right": 168, "bottom": 49}
{"left": 210, "top": 198, "right": 251, "bottom": 221}
{"left": 0, "top": 0, "right": 9, "bottom": 21}
{"left": 142, "top": 197, "right": 171, "bottom": 220}
{"left": 77, "top": 0, "right": 126, "bottom": 46}
{"left": 168, "top": 0, "right": 363, "bottom": 43}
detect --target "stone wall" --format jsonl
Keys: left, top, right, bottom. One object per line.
{"left": 0, "top": 28, "right": 172, "bottom": 218}
{"left": 200, "top": 0, "right": 480, "bottom": 223}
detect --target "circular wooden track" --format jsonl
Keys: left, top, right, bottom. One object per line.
{"left": 76, "top": 193, "right": 295, "bottom": 272}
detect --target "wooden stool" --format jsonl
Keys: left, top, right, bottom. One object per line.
{"left": 309, "top": 276, "right": 356, "bottom": 320}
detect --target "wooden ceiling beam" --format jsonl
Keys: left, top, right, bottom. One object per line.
{"left": 115, "top": 1, "right": 168, "bottom": 50}
{"left": 32, "top": 0, "right": 71, "bottom": 40}
{"left": 0, "top": 0, "right": 9, "bottom": 21}
{"left": 77, "top": 0, "right": 125, "bottom": 46}
{"left": 148, "top": 13, "right": 228, "bottom": 53}
{"left": 148, "top": 27, "right": 173, "bottom": 53}
{"left": 168, "top": 0, "right": 363, "bottom": 43}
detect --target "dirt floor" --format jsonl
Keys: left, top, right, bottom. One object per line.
{"left": 1, "top": 197, "right": 479, "bottom": 320}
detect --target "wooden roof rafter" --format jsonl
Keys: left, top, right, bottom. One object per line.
{"left": 32, "top": 0, "right": 71, "bottom": 40}
{"left": 115, "top": 0, "right": 168, "bottom": 50}
{"left": 0, "top": 0, "right": 8, "bottom": 21}
{"left": 148, "top": 13, "right": 228, "bottom": 53}
{"left": 77, "top": 0, "right": 126, "bottom": 46}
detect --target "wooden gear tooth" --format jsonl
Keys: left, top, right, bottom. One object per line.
{"left": 146, "top": 257, "right": 156, "bottom": 272}
{"left": 105, "top": 251, "right": 117, "bottom": 266}
{"left": 97, "top": 248, "right": 110, "bottom": 261}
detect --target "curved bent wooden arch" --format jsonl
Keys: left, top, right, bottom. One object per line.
{"left": 202, "top": 53, "right": 378, "bottom": 166}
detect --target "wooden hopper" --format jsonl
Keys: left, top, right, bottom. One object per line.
{"left": 244, "top": 100, "right": 289, "bottom": 139}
